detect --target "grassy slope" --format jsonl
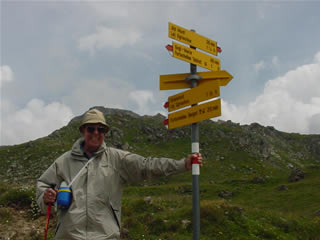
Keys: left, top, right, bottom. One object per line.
{"left": 0, "top": 111, "right": 320, "bottom": 239}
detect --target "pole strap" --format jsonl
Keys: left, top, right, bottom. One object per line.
{"left": 68, "top": 156, "right": 96, "bottom": 188}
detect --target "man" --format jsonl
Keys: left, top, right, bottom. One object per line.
{"left": 37, "top": 108, "right": 202, "bottom": 240}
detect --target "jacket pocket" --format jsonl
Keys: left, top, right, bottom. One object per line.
{"left": 109, "top": 201, "right": 121, "bottom": 229}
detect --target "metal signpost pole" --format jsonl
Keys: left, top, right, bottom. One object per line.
{"left": 189, "top": 32, "right": 200, "bottom": 240}
{"left": 164, "top": 22, "right": 232, "bottom": 239}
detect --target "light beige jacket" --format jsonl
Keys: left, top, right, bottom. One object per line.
{"left": 36, "top": 138, "right": 186, "bottom": 240}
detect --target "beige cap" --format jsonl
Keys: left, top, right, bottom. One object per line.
{"left": 79, "top": 109, "right": 109, "bottom": 132}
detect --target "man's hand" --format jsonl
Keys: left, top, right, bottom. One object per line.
{"left": 185, "top": 153, "right": 203, "bottom": 171}
{"left": 44, "top": 188, "right": 58, "bottom": 204}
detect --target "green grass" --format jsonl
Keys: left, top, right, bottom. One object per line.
{"left": 120, "top": 193, "right": 320, "bottom": 240}
{"left": 0, "top": 110, "right": 320, "bottom": 239}
{"left": 0, "top": 173, "right": 319, "bottom": 239}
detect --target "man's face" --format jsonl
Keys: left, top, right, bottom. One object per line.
{"left": 82, "top": 124, "right": 107, "bottom": 152}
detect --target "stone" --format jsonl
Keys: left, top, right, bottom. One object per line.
{"left": 144, "top": 196, "right": 152, "bottom": 204}
{"left": 312, "top": 210, "right": 320, "bottom": 217}
{"left": 278, "top": 185, "right": 288, "bottom": 191}
{"left": 287, "top": 163, "right": 294, "bottom": 169}
{"left": 230, "top": 164, "right": 236, "bottom": 170}
{"left": 251, "top": 176, "right": 266, "bottom": 184}
{"left": 110, "top": 127, "right": 124, "bottom": 142}
{"left": 289, "top": 168, "right": 305, "bottom": 182}
{"left": 218, "top": 190, "right": 233, "bottom": 199}
{"left": 122, "top": 142, "right": 130, "bottom": 151}
{"left": 142, "top": 126, "right": 154, "bottom": 134}
{"left": 181, "top": 219, "right": 191, "bottom": 228}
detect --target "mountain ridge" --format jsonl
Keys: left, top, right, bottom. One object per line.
{"left": 1, "top": 106, "right": 319, "bottom": 185}
{"left": 1, "top": 106, "right": 320, "bottom": 239}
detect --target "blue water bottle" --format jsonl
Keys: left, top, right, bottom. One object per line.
{"left": 57, "top": 181, "right": 72, "bottom": 209}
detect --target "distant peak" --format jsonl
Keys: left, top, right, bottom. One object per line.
{"left": 68, "top": 106, "right": 140, "bottom": 125}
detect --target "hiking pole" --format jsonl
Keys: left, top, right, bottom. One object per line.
{"left": 44, "top": 184, "right": 56, "bottom": 240}
{"left": 44, "top": 203, "right": 51, "bottom": 240}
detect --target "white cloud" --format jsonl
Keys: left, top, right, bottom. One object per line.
{"left": 61, "top": 76, "right": 161, "bottom": 117}
{"left": 0, "top": 65, "right": 14, "bottom": 87}
{"left": 220, "top": 51, "right": 320, "bottom": 134}
{"left": 272, "top": 56, "right": 279, "bottom": 66}
{"left": 254, "top": 56, "right": 280, "bottom": 73}
{"left": 254, "top": 60, "right": 266, "bottom": 72}
{"left": 78, "top": 26, "right": 142, "bottom": 54}
{"left": 86, "top": 2, "right": 129, "bottom": 18}
{"left": 1, "top": 99, "right": 74, "bottom": 145}
{"left": 62, "top": 77, "right": 135, "bottom": 115}
{"left": 315, "top": 51, "right": 320, "bottom": 63}
{"left": 308, "top": 113, "right": 320, "bottom": 134}
{"left": 129, "top": 90, "right": 155, "bottom": 115}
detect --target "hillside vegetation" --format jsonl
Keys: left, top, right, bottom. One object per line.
{"left": 0, "top": 106, "right": 320, "bottom": 239}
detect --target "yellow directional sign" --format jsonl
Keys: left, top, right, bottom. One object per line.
{"left": 168, "top": 81, "right": 220, "bottom": 112}
{"left": 160, "top": 81, "right": 190, "bottom": 90}
{"left": 160, "top": 74, "right": 190, "bottom": 90}
{"left": 160, "top": 70, "right": 233, "bottom": 90}
{"left": 172, "top": 42, "right": 220, "bottom": 72}
{"left": 169, "top": 22, "right": 218, "bottom": 56}
{"left": 168, "top": 98, "right": 221, "bottom": 129}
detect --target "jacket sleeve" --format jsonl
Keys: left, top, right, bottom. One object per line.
{"left": 119, "top": 152, "right": 186, "bottom": 184}
{"left": 36, "top": 161, "right": 62, "bottom": 214}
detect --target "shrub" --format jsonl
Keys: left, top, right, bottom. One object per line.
{"left": 0, "top": 183, "right": 9, "bottom": 195}
{"left": 0, "top": 186, "right": 33, "bottom": 208}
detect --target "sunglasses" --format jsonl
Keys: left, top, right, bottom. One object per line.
{"left": 86, "top": 126, "right": 107, "bottom": 134}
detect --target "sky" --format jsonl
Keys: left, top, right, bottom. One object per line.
{"left": 1, "top": 1, "right": 320, "bottom": 145}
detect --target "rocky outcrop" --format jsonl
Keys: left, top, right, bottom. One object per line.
{"left": 289, "top": 168, "right": 305, "bottom": 182}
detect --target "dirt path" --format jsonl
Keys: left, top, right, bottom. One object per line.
{"left": 0, "top": 207, "right": 56, "bottom": 240}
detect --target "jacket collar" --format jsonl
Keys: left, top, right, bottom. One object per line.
{"left": 71, "top": 137, "right": 107, "bottom": 161}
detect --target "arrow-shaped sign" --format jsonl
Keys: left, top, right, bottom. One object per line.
{"left": 160, "top": 70, "right": 233, "bottom": 90}
{"left": 166, "top": 98, "right": 221, "bottom": 130}
{"left": 172, "top": 42, "right": 220, "bottom": 72}
{"left": 169, "top": 22, "right": 219, "bottom": 56}
{"left": 166, "top": 81, "right": 220, "bottom": 112}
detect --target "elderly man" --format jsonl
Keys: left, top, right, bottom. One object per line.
{"left": 37, "top": 108, "right": 202, "bottom": 240}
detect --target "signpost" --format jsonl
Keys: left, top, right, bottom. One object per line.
{"left": 159, "top": 22, "right": 233, "bottom": 240}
